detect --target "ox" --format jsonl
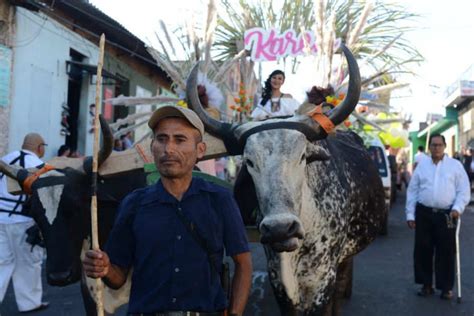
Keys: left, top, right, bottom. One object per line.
{"left": 186, "top": 44, "right": 386, "bottom": 315}
{"left": 0, "top": 116, "right": 145, "bottom": 315}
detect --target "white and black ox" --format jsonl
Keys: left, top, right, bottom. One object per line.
{"left": 0, "top": 116, "right": 146, "bottom": 315}
{"left": 186, "top": 44, "right": 385, "bottom": 316}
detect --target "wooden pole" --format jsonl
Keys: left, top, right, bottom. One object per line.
{"left": 91, "top": 33, "right": 106, "bottom": 316}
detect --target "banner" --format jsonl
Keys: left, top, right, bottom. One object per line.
{"left": 244, "top": 27, "right": 340, "bottom": 62}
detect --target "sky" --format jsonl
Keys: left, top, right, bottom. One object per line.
{"left": 89, "top": 0, "right": 474, "bottom": 130}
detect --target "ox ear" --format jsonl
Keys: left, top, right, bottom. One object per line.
{"left": 306, "top": 143, "right": 331, "bottom": 164}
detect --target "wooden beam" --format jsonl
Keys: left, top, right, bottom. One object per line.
{"left": 7, "top": 132, "right": 228, "bottom": 193}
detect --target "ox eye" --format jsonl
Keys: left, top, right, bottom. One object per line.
{"left": 246, "top": 159, "right": 254, "bottom": 169}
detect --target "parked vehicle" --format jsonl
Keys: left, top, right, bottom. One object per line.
{"left": 366, "top": 136, "right": 391, "bottom": 235}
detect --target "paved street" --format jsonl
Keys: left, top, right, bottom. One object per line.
{"left": 1, "top": 191, "right": 473, "bottom": 315}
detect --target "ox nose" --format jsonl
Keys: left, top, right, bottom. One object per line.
{"left": 259, "top": 214, "right": 305, "bottom": 244}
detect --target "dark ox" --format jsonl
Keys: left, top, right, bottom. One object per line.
{"left": 186, "top": 44, "right": 386, "bottom": 315}
{"left": 0, "top": 116, "right": 146, "bottom": 315}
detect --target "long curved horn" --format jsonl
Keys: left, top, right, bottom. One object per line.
{"left": 97, "top": 114, "right": 113, "bottom": 167}
{"left": 328, "top": 43, "right": 361, "bottom": 126}
{"left": 82, "top": 114, "right": 114, "bottom": 174}
{"left": 0, "top": 160, "right": 21, "bottom": 180}
{"left": 186, "top": 64, "right": 243, "bottom": 154}
{"left": 186, "top": 63, "right": 232, "bottom": 137}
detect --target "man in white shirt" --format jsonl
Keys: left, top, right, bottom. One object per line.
{"left": 0, "top": 133, "right": 49, "bottom": 312}
{"left": 406, "top": 134, "right": 470, "bottom": 300}
{"left": 413, "top": 145, "right": 426, "bottom": 170}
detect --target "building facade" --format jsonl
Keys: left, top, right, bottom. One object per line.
{"left": 1, "top": 0, "right": 171, "bottom": 159}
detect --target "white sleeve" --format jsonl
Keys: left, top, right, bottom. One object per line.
{"left": 405, "top": 167, "right": 420, "bottom": 221}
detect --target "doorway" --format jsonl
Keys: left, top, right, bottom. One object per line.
{"left": 65, "top": 49, "right": 85, "bottom": 152}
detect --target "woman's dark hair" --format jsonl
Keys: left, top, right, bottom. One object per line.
{"left": 260, "top": 70, "right": 285, "bottom": 106}
{"left": 57, "top": 144, "right": 70, "bottom": 156}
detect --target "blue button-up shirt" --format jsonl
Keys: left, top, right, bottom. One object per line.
{"left": 105, "top": 177, "right": 249, "bottom": 313}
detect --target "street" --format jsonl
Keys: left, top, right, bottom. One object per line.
{"left": 1, "top": 191, "right": 473, "bottom": 316}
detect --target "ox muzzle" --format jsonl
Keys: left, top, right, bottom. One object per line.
{"left": 259, "top": 214, "right": 305, "bottom": 252}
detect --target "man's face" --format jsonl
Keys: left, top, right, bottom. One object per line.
{"left": 37, "top": 142, "right": 46, "bottom": 158}
{"left": 429, "top": 136, "right": 446, "bottom": 160}
{"left": 151, "top": 117, "right": 206, "bottom": 179}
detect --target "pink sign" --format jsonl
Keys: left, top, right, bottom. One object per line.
{"left": 244, "top": 27, "right": 340, "bottom": 62}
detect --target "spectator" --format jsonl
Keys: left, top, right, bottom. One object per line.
{"left": 413, "top": 145, "right": 426, "bottom": 170}
{"left": 57, "top": 144, "right": 71, "bottom": 157}
{"left": 113, "top": 139, "right": 123, "bottom": 152}
{"left": 0, "top": 133, "right": 49, "bottom": 313}
{"left": 406, "top": 134, "right": 470, "bottom": 300}
{"left": 120, "top": 132, "right": 133, "bottom": 150}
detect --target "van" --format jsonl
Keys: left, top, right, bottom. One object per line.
{"left": 366, "top": 136, "right": 391, "bottom": 235}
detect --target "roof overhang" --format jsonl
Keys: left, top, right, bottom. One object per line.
{"left": 417, "top": 118, "right": 457, "bottom": 138}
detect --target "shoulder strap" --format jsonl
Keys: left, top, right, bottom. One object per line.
{"left": 173, "top": 200, "right": 220, "bottom": 276}
{"left": 0, "top": 151, "right": 30, "bottom": 215}
{"left": 0, "top": 151, "right": 29, "bottom": 180}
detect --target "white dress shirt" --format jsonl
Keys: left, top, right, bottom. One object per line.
{"left": 0, "top": 150, "right": 44, "bottom": 224}
{"left": 406, "top": 154, "right": 470, "bottom": 221}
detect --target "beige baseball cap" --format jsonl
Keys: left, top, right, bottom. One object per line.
{"left": 148, "top": 105, "right": 205, "bottom": 136}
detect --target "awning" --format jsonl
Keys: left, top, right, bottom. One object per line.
{"left": 66, "top": 60, "right": 125, "bottom": 83}
{"left": 417, "top": 118, "right": 457, "bottom": 138}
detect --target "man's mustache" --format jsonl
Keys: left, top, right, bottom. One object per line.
{"left": 159, "top": 155, "right": 180, "bottom": 163}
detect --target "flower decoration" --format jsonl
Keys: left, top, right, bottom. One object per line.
{"left": 229, "top": 82, "right": 254, "bottom": 120}
{"left": 176, "top": 100, "right": 188, "bottom": 108}
{"left": 325, "top": 93, "right": 345, "bottom": 106}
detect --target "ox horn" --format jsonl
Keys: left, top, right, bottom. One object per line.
{"left": 327, "top": 43, "right": 361, "bottom": 126}
{"left": 186, "top": 64, "right": 243, "bottom": 154}
{"left": 97, "top": 114, "right": 113, "bottom": 167}
{"left": 82, "top": 114, "right": 114, "bottom": 174}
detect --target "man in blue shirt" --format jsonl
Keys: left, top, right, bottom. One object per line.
{"left": 83, "top": 105, "right": 252, "bottom": 315}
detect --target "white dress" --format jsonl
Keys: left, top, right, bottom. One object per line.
{"left": 251, "top": 96, "right": 300, "bottom": 121}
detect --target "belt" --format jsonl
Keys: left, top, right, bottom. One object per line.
{"left": 418, "top": 203, "right": 450, "bottom": 213}
{"left": 130, "top": 312, "right": 222, "bottom": 316}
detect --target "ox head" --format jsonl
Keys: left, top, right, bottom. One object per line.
{"left": 0, "top": 115, "right": 113, "bottom": 286}
{"left": 187, "top": 44, "right": 360, "bottom": 252}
